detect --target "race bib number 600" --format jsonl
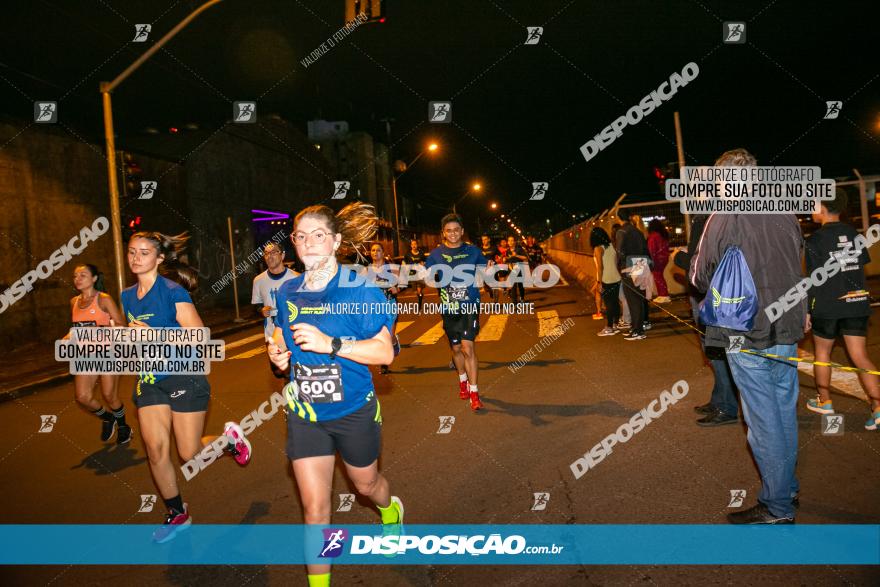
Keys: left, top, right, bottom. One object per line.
{"left": 293, "top": 363, "right": 344, "bottom": 404}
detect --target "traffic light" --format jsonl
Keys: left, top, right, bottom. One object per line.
{"left": 345, "top": 0, "right": 385, "bottom": 24}
{"left": 121, "top": 152, "right": 143, "bottom": 198}
{"left": 123, "top": 215, "right": 142, "bottom": 240}
{"left": 653, "top": 166, "right": 666, "bottom": 187}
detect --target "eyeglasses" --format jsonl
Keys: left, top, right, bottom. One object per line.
{"left": 264, "top": 249, "right": 282, "bottom": 257}
{"left": 293, "top": 230, "right": 332, "bottom": 245}
{"left": 444, "top": 227, "right": 462, "bottom": 234}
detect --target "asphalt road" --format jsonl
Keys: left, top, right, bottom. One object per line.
{"left": 1, "top": 282, "right": 878, "bottom": 586}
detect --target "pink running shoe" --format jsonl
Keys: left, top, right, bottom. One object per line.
{"left": 223, "top": 421, "right": 252, "bottom": 466}
{"left": 152, "top": 504, "right": 191, "bottom": 544}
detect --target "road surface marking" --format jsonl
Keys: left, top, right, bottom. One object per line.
{"left": 796, "top": 349, "right": 867, "bottom": 401}
{"left": 228, "top": 346, "right": 266, "bottom": 361}
{"left": 545, "top": 265, "right": 569, "bottom": 286}
{"left": 396, "top": 321, "right": 414, "bottom": 333}
{"left": 410, "top": 321, "right": 446, "bottom": 346}
{"left": 224, "top": 333, "right": 266, "bottom": 350}
{"left": 537, "top": 310, "right": 562, "bottom": 338}
{"left": 476, "top": 314, "right": 509, "bottom": 341}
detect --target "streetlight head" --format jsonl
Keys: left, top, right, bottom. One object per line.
{"left": 472, "top": 183, "right": 482, "bottom": 191}
{"left": 490, "top": 203, "right": 498, "bottom": 209}
{"left": 428, "top": 142, "right": 439, "bottom": 152}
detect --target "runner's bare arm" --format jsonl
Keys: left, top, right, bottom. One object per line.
{"left": 175, "top": 302, "right": 204, "bottom": 328}
{"left": 291, "top": 322, "right": 394, "bottom": 365}
{"left": 267, "top": 326, "right": 290, "bottom": 372}
{"left": 98, "top": 293, "right": 126, "bottom": 326}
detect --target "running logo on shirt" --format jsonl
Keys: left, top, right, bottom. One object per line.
{"left": 287, "top": 301, "right": 298, "bottom": 322}
{"left": 126, "top": 311, "right": 154, "bottom": 322}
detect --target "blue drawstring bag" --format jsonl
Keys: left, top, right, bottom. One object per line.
{"left": 698, "top": 246, "right": 758, "bottom": 331}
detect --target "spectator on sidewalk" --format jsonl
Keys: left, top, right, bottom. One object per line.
{"left": 252, "top": 242, "right": 298, "bottom": 341}
{"left": 691, "top": 147, "right": 808, "bottom": 524}
{"left": 648, "top": 219, "right": 671, "bottom": 303}
{"left": 804, "top": 189, "right": 880, "bottom": 430}
{"left": 590, "top": 227, "right": 621, "bottom": 336}
{"left": 677, "top": 216, "right": 741, "bottom": 427}
{"left": 615, "top": 209, "right": 651, "bottom": 340}
{"left": 612, "top": 223, "right": 631, "bottom": 328}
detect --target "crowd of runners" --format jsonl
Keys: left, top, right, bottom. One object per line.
{"left": 61, "top": 202, "right": 543, "bottom": 586}
{"left": 54, "top": 149, "right": 880, "bottom": 584}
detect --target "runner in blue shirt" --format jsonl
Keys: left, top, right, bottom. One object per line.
{"left": 424, "top": 213, "right": 488, "bottom": 411}
{"left": 122, "top": 231, "right": 250, "bottom": 544}
{"left": 266, "top": 203, "right": 403, "bottom": 587}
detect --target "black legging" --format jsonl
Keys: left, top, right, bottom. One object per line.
{"left": 622, "top": 275, "right": 648, "bottom": 334}
{"left": 600, "top": 281, "right": 621, "bottom": 328}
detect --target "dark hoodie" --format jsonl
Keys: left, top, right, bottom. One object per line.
{"left": 690, "top": 213, "right": 805, "bottom": 350}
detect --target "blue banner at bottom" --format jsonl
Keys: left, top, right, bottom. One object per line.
{"left": 1, "top": 525, "right": 878, "bottom": 565}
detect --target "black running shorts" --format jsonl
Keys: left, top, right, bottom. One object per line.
{"left": 442, "top": 310, "right": 480, "bottom": 345}
{"left": 133, "top": 374, "right": 210, "bottom": 412}
{"left": 811, "top": 316, "right": 869, "bottom": 339}
{"left": 286, "top": 396, "right": 382, "bottom": 467}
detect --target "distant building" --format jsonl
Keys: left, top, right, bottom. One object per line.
{"left": 0, "top": 115, "right": 331, "bottom": 349}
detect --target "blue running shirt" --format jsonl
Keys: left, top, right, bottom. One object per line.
{"left": 425, "top": 243, "right": 487, "bottom": 311}
{"left": 121, "top": 275, "right": 193, "bottom": 383}
{"left": 274, "top": 265, "right": 396, "bottom": 422}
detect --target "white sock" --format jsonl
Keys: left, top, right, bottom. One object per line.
{"left": 468, "top": 383, "right": 478, "bottom": 393}
{"left": 458, "top": 372, "right": 468, "bottom": 383}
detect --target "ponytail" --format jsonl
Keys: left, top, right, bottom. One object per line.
{"left": 129, "top": 231, "right": 199, "bottom": 292}
{"left": 294, "top": 202, "right": 378, "bottom": 262}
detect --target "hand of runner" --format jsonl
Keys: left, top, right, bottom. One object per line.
{"left": 804, "top": 313, "right": 812, "bottom": 334}
{"left": 261, "top": 306, "right": 273, "bottom": 318}
{"left": 266, "top": 339, "right": 291, "bottom": 370}
{"left": 129, "top": 318, "right": 149, "bottom": 328}
{"left": 290, "top": 322, "right": 332, "bottom": 354}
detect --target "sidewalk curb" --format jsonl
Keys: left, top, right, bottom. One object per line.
{"left": 0, "top": 318, "right": 262, "bottom": 405}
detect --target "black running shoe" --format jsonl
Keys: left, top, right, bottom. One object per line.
{"left": 117, "top": 424, "right": 132, "bottom": 445}
{"left": 101, "top": 418, "right": 117, "bottom": 442}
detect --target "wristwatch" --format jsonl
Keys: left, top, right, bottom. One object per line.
{"left": 329, "top": 336, "right": 342, "bottom": 360}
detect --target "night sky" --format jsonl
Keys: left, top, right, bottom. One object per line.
{"left": 2, "top": 0, "right": 878, "bottom": 229}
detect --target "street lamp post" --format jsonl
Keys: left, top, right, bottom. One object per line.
{"left": 452, "top": 182, "right": 481, "bottom": 213}
{"left": 391, "top": 142, "right": 437, "bottom": 257}
{"left": 100, "top": 0, "right": 225, "bottom": 299}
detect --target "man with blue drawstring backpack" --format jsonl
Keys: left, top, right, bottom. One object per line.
{"left": 690, "top": 148, "right": 808, "bottom": 525}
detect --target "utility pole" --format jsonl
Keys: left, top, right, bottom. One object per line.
{"left": 673, "top": 111, "right": 690, "bottom": 242}
{"left": 100, "top": 0, "right": 225, "bottom": 299}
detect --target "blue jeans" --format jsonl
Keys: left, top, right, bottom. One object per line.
{"left": 726, "top": 343, "right": 800, "bottom": 519}
{"left": 689, "top": 295, "right": 739, "bottom": 416}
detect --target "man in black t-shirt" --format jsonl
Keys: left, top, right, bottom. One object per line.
{"left": 403, "top": 239, "right": 427, "bottom": 309}
{"left": 804, "top": 189, "right": 880, "bottom": 430}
